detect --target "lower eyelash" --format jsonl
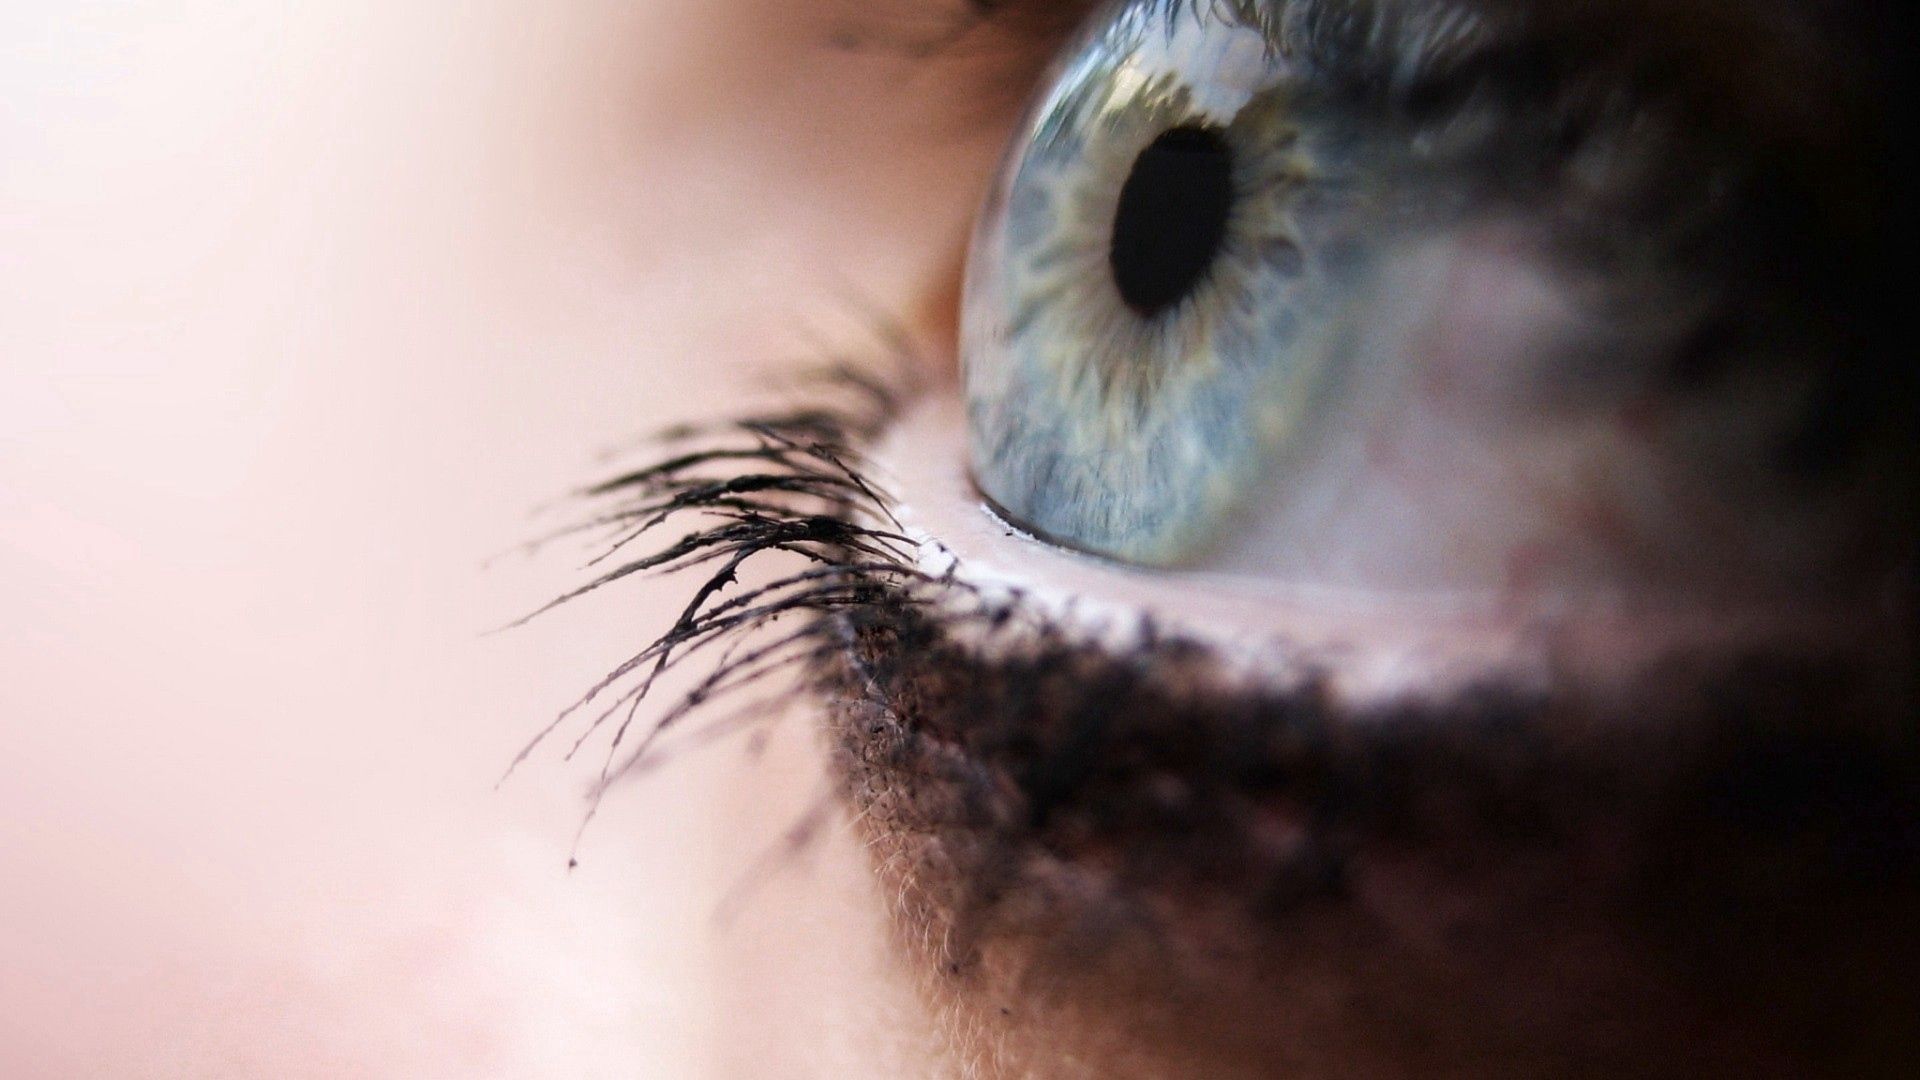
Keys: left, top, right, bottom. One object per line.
{"left": 506, "top": 352, "right": 1920, "bottom": 1078}
{"left": 503, "top": 365, "right": 926, "bottom": 810}
{"left": 516, "top": 357, "right": 1916, "bottom": 985}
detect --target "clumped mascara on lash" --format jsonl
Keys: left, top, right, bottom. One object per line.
{"left": 501, "top": 367, "right": 925, "bottom": 810}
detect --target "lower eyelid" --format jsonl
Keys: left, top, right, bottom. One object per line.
{"left": 871, "top": 388, "right": 1892, "bottom": 704}
{"left": 819, "top": 479, "right": 1918, "bottom": 1075}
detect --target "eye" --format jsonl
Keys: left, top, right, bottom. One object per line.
{"left": 541, "top": 1, "right": 1919, "bottom": 1075}
{"left": 962, "top": 0, "right": 1907, "bottom": 607}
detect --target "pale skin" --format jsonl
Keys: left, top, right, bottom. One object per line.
{"left": 3, "top": 1, "right": 992, "bottom": 1076}
{"left": 5, "top": 2, "right": 1911, "bottom": 1077}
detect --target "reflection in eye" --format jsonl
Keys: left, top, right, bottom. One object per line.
{"left": 537, "top": 0, "right": 1918, "bottom": 1075}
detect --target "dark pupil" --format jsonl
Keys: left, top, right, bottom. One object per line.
{"left": 1109, "top": 125, "right": 1236, "bottom": 319}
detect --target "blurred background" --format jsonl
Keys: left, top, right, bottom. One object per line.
{"left": 1, "top": 2, "right": 1006, "bottom": 1075}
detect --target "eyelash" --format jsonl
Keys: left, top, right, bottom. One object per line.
{"left": 515, "top": 356, "right": 1257, "bottom": 863}
{"left": 515, "top": 357, "right": 1914, "bottom": 987}
{"left": 498, "top": 1, "right": 1114, "bottom": 870}
{"left": 513, "top": 356, "right": 1330, "bottom": 934}
{"left": 483, "top": 6, "right": 1920, "bottom": 1073}
{"left": 507, "top": 365, "right": 925, "bottom": 824}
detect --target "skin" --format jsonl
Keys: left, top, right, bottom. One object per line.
{"left": 4, "top": 0, "right": 1911, "bottom": 1077}
{"left": 3, "top": 1, "right": 983, "bottom": 1076}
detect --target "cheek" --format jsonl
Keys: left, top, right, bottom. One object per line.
{"left": 705, "top": 697, "right": 945, "bottom": 1077}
